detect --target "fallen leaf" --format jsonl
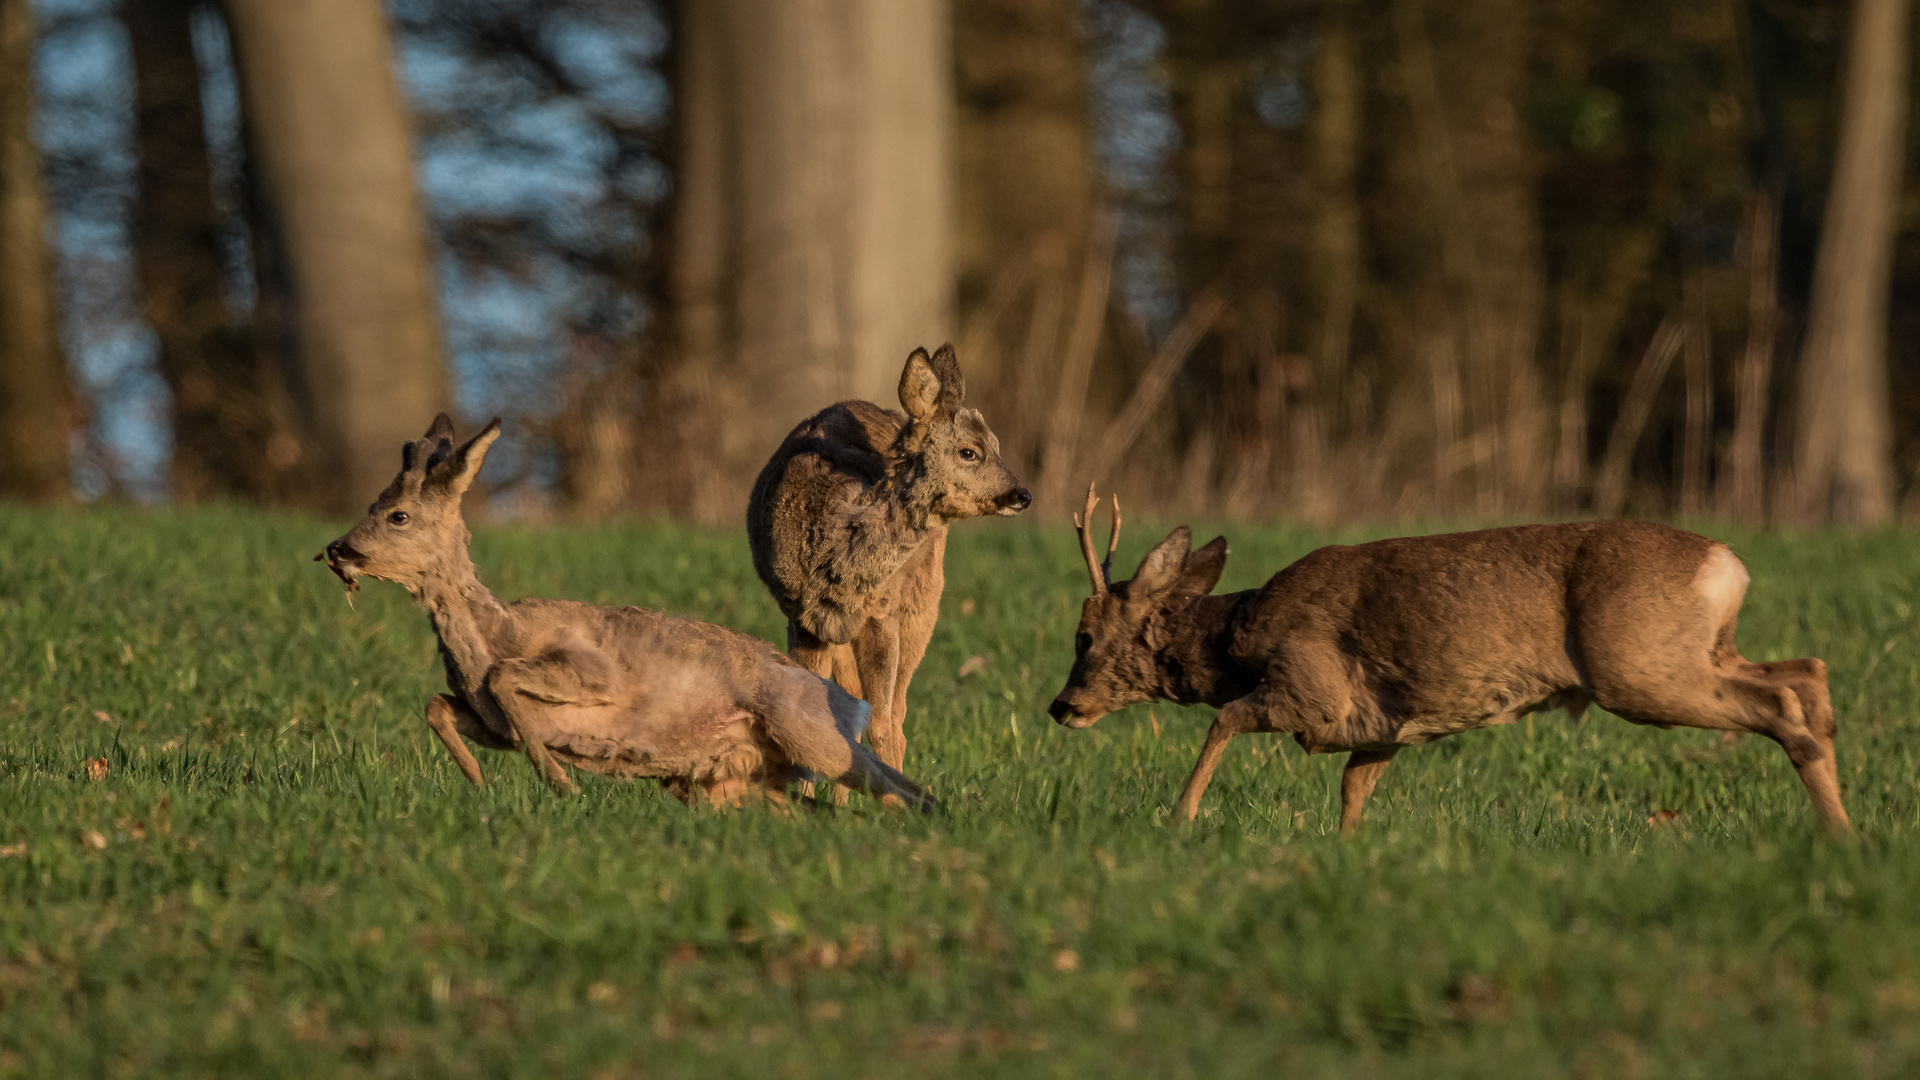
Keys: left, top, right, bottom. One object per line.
{"left": 957, "top": 655, "right": 991, "bottom": 680}
{"left": 93, "top": 711, "right": 117, "bottom": 726}
{"left": 1052, "top": 949, "right": 1080, "bottom": 972}
{"left": 84, "top": 758, "right": 109, "bottom": 781}
{"left": 959, "top": 599, "right": 976, "bottom": 616}
{"left": 586, "top": 981, "right": 618, "bottom": 1004}
{"left": 81, "top": 830, "right": 107, "bottom": 850}
{"left": 0, "top": 843, "right": 24, "bottom": 858}
{"left": 1648, "top": 809, "right": 1679, "bottom": 827}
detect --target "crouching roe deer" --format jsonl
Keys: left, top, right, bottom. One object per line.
{"left": 319, "top": 414, "right": 937, "bottom": 813}
{"left": 1047, "top": 486, "right": 1849, "bottom": 834}
{"left": 749, "top": 344, "right": 1030, "bottom": 769}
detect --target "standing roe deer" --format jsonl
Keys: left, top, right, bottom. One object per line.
{"left": 749, "top": 344, "right": 1031, "bottom": 769}
{"left": 1047, "top": 486, "right": 1850, "bottom": 834}
{"left": 320, "top": 414, "right": 937, "bottom": 812}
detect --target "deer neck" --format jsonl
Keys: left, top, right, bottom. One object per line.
{"left": 1154, "top": 591, "right": 1259, "bottom": 708}
{"left": 408, "top": 544, "right": 514, "bottom": 703}
{"left": 871, "top": 443, "right": 940, "bottom": 532}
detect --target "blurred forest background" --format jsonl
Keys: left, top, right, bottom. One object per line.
{"left": 0, "top": 0, "right": 1915, "bottom": 526}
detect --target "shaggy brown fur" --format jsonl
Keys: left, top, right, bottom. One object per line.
{"left": 322, "top": 414, "right": 937, "bottom": 812}
{"left": 1049, "top": 500, "right": 1849, "bottom": 834}
{"left": 748, "top": 345, "right": 1029, "bottom": 768}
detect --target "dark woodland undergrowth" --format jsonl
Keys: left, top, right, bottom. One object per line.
{"left": 4, "top": 505, "right": 1920, "bottom": 1078}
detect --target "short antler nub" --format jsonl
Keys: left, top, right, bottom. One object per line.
{"left": 1073, "top": 482, "right": 1123, "bottom": 596}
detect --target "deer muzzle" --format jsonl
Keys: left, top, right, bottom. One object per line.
{"left": 993, "top": 487, "right": 1033, "bottom": 516}
{"left": 321, "top": 538, "right": 366, "bottom": 591}
{"left": 1048, "top": 695, "right": 1099, "bottom": 728}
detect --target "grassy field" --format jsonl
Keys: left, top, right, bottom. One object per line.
{"left": 3, "top": 505, "right": 1920, "bottom": 1077}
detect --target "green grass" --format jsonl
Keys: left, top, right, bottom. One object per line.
{"left": 4, "top": 506, "right": 1920, "bottom": 1078}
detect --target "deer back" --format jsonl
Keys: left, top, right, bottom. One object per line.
{"left": 748, "top": 398, "right": 908, "bottom": 624}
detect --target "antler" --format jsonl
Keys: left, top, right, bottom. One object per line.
{"left": 1072, "top": 482, "right": 1123, "bottom": 596}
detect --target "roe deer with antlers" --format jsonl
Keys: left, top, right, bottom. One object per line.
{"left": 749, "top": 345, "right": 1031, "bottom": 769}
{"left": 1047, "top": 486, "right": 1849, "bottom": 834}
{"left": 320, "top": 414, "right": 937, "bottom": 812}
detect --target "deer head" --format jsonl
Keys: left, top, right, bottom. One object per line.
{"left": 1048, "top": 485, "right": 1228, "bottom": 727}
{"left": 892, "top": 344, "right": 1031, "bottom": 520}
{"left": 320, "top": 413, "right": 501, "bottom": 592}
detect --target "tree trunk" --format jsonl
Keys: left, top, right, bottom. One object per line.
{"left": 952, "top": 0, "right": 1093, "bottom": 430}
{"left": 1157, "top": 0, "right": 1278, "bottom": 497}
{"left": 1791, "top": 0, "right": 1909, "bottom": 525}
{"left": 0, "top": 0, "right": 70, "bottom": 500}
{"left": 129, "top": 0, "right": 276, "bottom": 503}
{"left": 222, "top": 0, "right": 449, "bottom": 511}
{"left": 1390, "top": 0, "right": 1546, "bottom": 511}
{"left": 1299, "top": 2, "right": 1365, "bottom": 515}
{"left": 953, "top": 0, "right": 1092, "bottom": 316}
{"left": 673, "top": 0, "right": 952, "bottom": 523}
{"left": 1721, "top": 188, "right": 1778, "bottom": 522}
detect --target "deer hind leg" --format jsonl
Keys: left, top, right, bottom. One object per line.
{"left": 1739, "top": 658, "right": 1846, "bottom": 832}
{"left": 423, "top": 694, "right": 505, "bottom": 786}
{"left": 829, "top": 645, "right": 863, "bottom": 700}
{"left": 837, "top": 745, "right": 940, "bottom": 814}
{"left": 783, "top": 624, "right": 864, "bottom": 805}
{"left": 789, "top": 621, "right": 864, "bottom": 699}
{"left": 1592, "top": 667, "right": 1849, "bottom": 832}
{"left": 756, "top": 669, "right": 937, "bottom": 814}
{"left": 854, "top": 617, "right": 905, "bottom": 769}
{"left": 1339, "top": 749, "right": 1399, "bottom": 836}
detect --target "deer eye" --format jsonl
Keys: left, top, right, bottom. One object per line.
{"left": 958, "top": 447, "right": 979, "bottom": 462}
{"left": 387, "top": 510, "right": 411, "bottom": 526}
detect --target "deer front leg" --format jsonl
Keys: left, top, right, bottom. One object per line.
{"left": 854, "top": 616, "right": 904, "bottom": 769}
{"left": 484, "top": 649, "right": 620, "bottom": 797}
{"left": 1339, "top": 749, "right": 1398, "bottom": 835}
{"left": 1174, "top": 699, "right": 1261, "bottom": 821}
{"left": 882, "top": 532, "right": 944, "bottom": 768}
{"left": 423, "top": 694, "right": 498, "bottom": 786}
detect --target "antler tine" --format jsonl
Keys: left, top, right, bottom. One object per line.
{"left": 1102, "top": 493, "right": 1122, "bottom": 584}
{"left": 1074, "top": 482, "right": 1107, "bottom": 596}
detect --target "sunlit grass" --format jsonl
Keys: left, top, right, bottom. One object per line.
{"left": 3, "top": 506, "right": 1919, "bottom": 1077}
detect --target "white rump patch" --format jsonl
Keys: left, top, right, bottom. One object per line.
{"left": 1693, "top": 544, "right": 1750, "bottom": 635}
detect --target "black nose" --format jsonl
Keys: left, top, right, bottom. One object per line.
{"left": 1001, "top": 487, "right": 1033, "bottom": 512}
{"left": 325, "top": 539, "right": 362, "bottom": 563}
{"left": 1048, "top": 697, "right": 1071, "bottom": 721}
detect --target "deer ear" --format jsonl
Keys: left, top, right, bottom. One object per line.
{"left": 433, "top": 417, "right": 501, "bottom": 498}
{"left": 898, "top": 348, "right": 942, "bottom": 422}
{"left": 1174, "top": 536, "right": 1229, "bottom": 597}
{"left": 1130, "top": 526, "right": 1193, "bottom": 600}
{"left": 422, "top": 412, "right": 456, "bottom": 443}
{"left": 929, "top": 343, "right": 966, "bottom": 413}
